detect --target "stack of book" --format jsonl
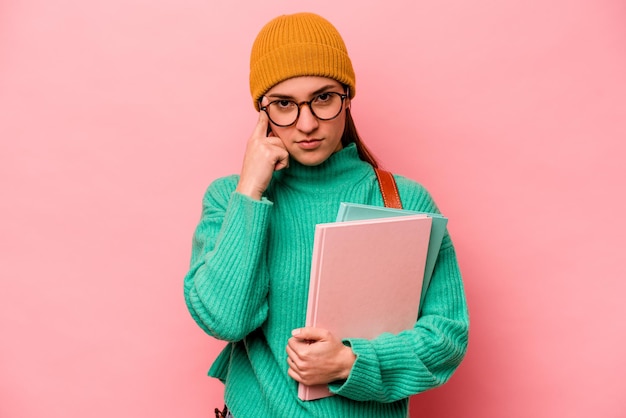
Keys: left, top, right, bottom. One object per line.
{"left": 299, "top": 203, "right": 447, "bottom": 401}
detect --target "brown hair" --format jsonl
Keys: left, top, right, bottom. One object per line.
{"left": 341, "top": 108, "right": 379, "bottom": 168}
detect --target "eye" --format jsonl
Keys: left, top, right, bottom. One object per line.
{"left": 276, "top": 100, "right": 295, "bottom": 109}
{"left": 316, "top": 93, "right": 332, "bottom": 102}
{"left": 269, "top": 100, "right": 297, "bottom": 115}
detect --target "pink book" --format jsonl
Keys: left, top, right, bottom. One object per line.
{"left": 298, "top": 215, "right": 432, "bottom": 401}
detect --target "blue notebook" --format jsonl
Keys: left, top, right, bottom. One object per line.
{"left": 336, "top": 202, "right": 448, "bottom": 313}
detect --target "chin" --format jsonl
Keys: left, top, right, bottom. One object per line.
{"left": 293, "top": 152, "right": 333, "bottom": 167}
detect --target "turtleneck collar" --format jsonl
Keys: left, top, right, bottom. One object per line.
{"left": 272, "top": 143, "right": 373, "bottom": 192}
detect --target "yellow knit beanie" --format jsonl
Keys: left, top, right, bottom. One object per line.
{"left": 249, "top": 12, "right": 356, "bottom": 110}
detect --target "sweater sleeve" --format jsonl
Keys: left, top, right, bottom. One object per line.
{"left": 183, "top": 176, "right": 273, "bottom": 342}
{"left": 328, "top": 176, "right": 469, "bottom": 402}
{"left": 328, "top": 244, "right": 468, "bottom": 402}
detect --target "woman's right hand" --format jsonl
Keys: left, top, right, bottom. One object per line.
{"left": 235, "top": 101, "right": 289, "bottom": 200}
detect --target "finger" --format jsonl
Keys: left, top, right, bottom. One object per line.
{"left": 292, "top": 327, "right": 327, "bottom": 342}
{"left": 286, "top": 353, "right": 301, "bottom": 372}
{"left": 286, "top": 346, "right": 304, "bottom": 376}
{"left": 259, "top": 96, "right": 275, "bottom": 137}
{"left": 274, "top": 150, "right": 289, "bottom": 171}
{"left": 287, "top": 365, "right": 303, "bottom": 383}
{"left": 286, "top": 342, "right": 299, "bottom": 360}
{"left": 266, "top": 134, "right": 287, "bottom": 150}
{"left": 252, "top": 109, "right": 270, "bottom": 139}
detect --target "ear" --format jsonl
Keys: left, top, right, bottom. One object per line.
{"left": 340, "top": 85, "right": 350, "bottom": 106}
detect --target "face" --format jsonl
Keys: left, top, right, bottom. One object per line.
{"left": 263, "top": 76, "right": 349, "bottom": 166}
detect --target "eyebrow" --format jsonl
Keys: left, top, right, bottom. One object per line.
{"left": 266, "top": 84, "right": 342, "bottom": 100}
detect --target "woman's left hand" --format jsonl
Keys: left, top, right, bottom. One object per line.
{"left": 286, "top": 327, "right": 356, "bottom": 386}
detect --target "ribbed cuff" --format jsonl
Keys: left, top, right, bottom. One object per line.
{"left": 328, "top": 338, "right": 381, "bottom": 400}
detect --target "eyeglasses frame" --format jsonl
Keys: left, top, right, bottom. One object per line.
{"left": 259, "top": 91, "right": 349, "bottom": 127}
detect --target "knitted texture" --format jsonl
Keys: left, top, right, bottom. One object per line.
{"left": 183, "top": 144, "right": 469, "bottom": 418}
{"left": 249, "top": 12, "right": 356, "bottom": 110}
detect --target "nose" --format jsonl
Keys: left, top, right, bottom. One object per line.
{"left": 295, "top": 103, "right": 319, "bottom": 133}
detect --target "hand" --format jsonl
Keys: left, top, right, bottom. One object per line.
{"left": 235, "top": 100, "right": 289, "bottom": 200}
{"left": 286, "top": 327, "right": 356, "bottom": 386}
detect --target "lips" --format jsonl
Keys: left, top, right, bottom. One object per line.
{"left": 296, "top": 138, "right": 322, "bottom": 150}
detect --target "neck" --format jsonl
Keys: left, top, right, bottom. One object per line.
{"left": 272, "top": 143, "right": 372, "bottom": 191}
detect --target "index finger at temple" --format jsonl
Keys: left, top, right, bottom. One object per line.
{"left": 253, "top": 110, "right": 270, "bottom": 138}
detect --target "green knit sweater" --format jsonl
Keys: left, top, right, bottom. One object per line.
{"left": 184, "top": 144, "right": 469, "bottom": 418}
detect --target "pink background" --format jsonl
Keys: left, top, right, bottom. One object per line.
{"left": 1, "top": 0, "right": 625, "bottom": 417}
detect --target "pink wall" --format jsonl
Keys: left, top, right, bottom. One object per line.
{"left": 1, "top": 1, "right": 625, "bottom": 417}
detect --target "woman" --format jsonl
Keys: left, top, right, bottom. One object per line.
{"left": 184, "top": 12, "right": 469, "bottom": 418}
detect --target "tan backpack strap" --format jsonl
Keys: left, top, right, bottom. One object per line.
{"left": 374, "top": 168, "right": 403, "bottom": 209}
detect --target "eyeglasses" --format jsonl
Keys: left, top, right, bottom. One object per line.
{"left": 259, "top": 91, "right": 348, "bottom": 127}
